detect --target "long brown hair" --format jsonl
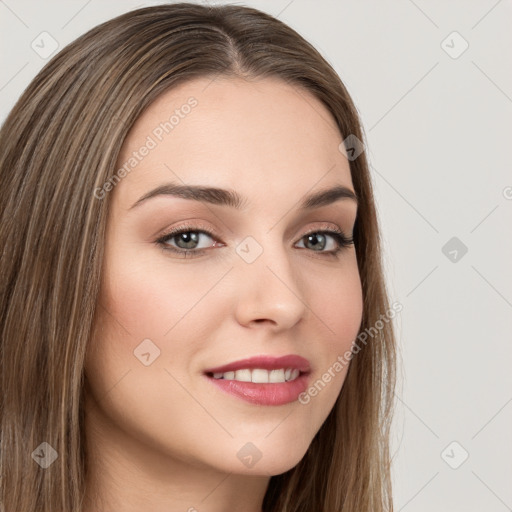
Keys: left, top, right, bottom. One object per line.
{"left": 0, "top": 3, "right": 397, "bottom": 511}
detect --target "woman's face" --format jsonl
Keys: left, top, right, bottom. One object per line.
{"left": 85, "top": 76, "right": 363, "bottom": 477}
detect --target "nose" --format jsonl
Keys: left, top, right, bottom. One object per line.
{"left": 233, "top": 240, "right": 307, "bottom": 331}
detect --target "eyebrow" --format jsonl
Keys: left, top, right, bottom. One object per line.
{"left": 129, "top": 182, "right": 358, "bottom": 211}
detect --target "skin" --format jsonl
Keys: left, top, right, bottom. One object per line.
{"left": 84, "top": 76, "right": 363, "bottom": 512}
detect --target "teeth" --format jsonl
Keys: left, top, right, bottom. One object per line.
{"left": 211, "top": 368, "right": 301, "bottom": 383}
{"left": 234, "top": 369, "right": 252, "bottom": 382}
{"left": 289, "top": 369, "right": 300, "bottom": 380}
{"left": 252, "top": 369, "right": 269, "bottom": 383}
{"left": 269, "top": 369, "right": 285, "bottom": 383}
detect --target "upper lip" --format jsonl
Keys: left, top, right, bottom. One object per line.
{"left": 204, "top": 354, "right": 311, "bottom": 375}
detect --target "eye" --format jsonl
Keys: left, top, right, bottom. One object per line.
{"left": 155, "top": 224, "right": 354, "bottom": 259}
{"left": 296, "top": 228, "right": 354, "bottom": 257}
{"left": 155, "top": 224, "right": 219, "bottom": 258}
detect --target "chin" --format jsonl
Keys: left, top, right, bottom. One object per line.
{"left": 218, "top": 435, "right": 312, "bottom": 476}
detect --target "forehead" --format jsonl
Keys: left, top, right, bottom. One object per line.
{"left": 113, "top": 76, "right": 354, "bottom": 210}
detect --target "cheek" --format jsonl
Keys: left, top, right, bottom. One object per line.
{"left": 305, "top": 257, "right": 363, "bottom": 391}
{"left": 89, "top": 248, "right": 232, "bottom": 398}
{"left": 311, "top": 258, "right": 363, "bottom": 352}
{"left": 84, "top": 256, "right": 222, "bottom": 455}
{"left": 99, "top": 248, "right": 223, "bottom": 340}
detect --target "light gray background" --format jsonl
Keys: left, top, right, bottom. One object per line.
{"left": 1, "top": 1, "right": 511, "bottom": 510}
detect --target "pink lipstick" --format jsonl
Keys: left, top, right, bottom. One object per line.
{"left": 204, "top": 354, "right": 311, "bottom": 406}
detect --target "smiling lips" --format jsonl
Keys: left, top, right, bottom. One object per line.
{"left": 204, "top": 354, "right": 311, "bottom": 406}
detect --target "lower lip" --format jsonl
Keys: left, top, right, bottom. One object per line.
{"left": 205, "top": 373, "right": 309, "bottom": 406}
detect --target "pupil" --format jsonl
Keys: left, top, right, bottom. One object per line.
{"left": 177, "top": 232, "right": 199, "bottom": 249}
{"left": 307, "top": 233, "right": 325, "bottom": 250}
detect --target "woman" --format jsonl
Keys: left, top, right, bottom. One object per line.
{"left": 0, "top": 3, "right": 397, "bottom": 511}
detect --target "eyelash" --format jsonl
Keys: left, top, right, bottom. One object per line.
{"left": 155, "top": 222, "right": 354, "bottom": 259}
